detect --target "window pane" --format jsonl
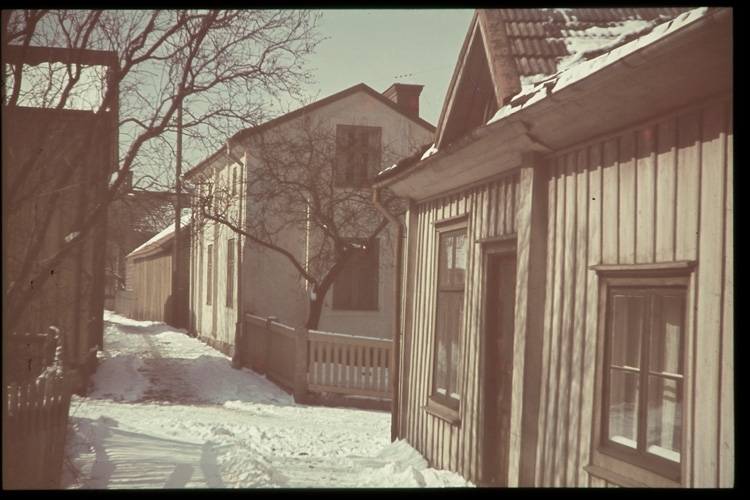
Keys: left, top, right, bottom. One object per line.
{"left": 454, "top": 233, "right": 467, "bottom": 281}
{"left": 650, "top": 294, "right": 684, "bottom": 376}
{"left": 647, "top": 376, "right": 682, "bottom": 463}
{"left": 610, "top": 293, "right": 644, "bottom": 369}
{"left": 608, "top": 370, "right": 640, "bottom": 449}
{"left": 439, "top": 231, "right": 466, "bottom": 287}
{"left": 434, "top": 291, "right": 461, "bottom": 405}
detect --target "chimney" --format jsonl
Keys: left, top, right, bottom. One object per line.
{"left": 383, "top": 83, "right": 424, "bottom": 118}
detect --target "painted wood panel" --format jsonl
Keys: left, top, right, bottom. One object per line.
{"left": 693, "top": 103, "right": 727, "bottom": 487}
{"left": 534, "top": 99, "right": 733, "bottom": 487}
{"left": 655, "top": 119, "right": 677, "bottom": 262}
{"left": 402, "top": 98, "right": 731, "bottom": 489}
{"left": 618, "top": 132, "right": 636, "bottom": 264}
{"left": 635, "top": 127, "right": 656, "bottom": 263}
{"left": 719, "top": 106, "right": 734, "bottom": 488}
{"left": 403, "top": 172, "right": 521, "bottom": 484}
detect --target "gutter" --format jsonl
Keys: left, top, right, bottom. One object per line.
{"left": 372, "top": 187, "right": 402, "bottom": 443}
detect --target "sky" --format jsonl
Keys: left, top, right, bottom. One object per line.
{"left": 63, "top": 310, "right": 473, "bottom": 488}
{"left": 299, "top": 9, "right": 476, "bottom": 128}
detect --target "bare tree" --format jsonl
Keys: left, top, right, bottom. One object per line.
{"left": 197, "top": 115, "right": 411, "bottom": 329}
{"left": 2, "top": 9, "right": 322, "bottom": 336}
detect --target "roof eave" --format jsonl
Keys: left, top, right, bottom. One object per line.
{"left": 375, "top": 7, "right": 732, "bottom": 201}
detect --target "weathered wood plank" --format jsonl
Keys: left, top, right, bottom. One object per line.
{"left": 675, "top": 111, "right": 700, "bottom": 261}
{"left": 601, "top": 139, "right": 619, "bottom": 264}
{"left": 635, "top": 126, "right": 656, "bottom": 263}
{"left": 469, "top": 186, "right": 484, "bottom": 481}
{"left": 535, "top": 163, "right": 558, "bottom": 486}
{"left": 567, "top": 148, "right": 588, "bottom": 486}
{"left": 554, "top": 153, "right": 576, "bottom": 486}
{"left": 693, "top": 103, "right": 726, "bottom": 487}
{"left": 719, "top": 104, "right": 733, "bottom": 488}
{"left": 579, "top": 142, "right": 602, "bottom": 486}
{"left": 618, "top": 131, "right": 636, "bottom": 264}
{"left": 489, "top": 180, "right": 498, "bottom": 238}
{"left": 506, "top": 175, "right": 515, "bottom": 236}
{"left": 544, "top": 159, "right": 565, "bottom": 485}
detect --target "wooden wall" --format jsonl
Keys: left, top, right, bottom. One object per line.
{"left": 131, "top": 250, "right": 173, "bottom": 323}
{"left": 403, "top": 172, "right": 520, "bottom": 483}
{"left": 534, "top": 97, "right": 733, "bottom": 487}
{"left": 402, "top": 97, "right": 732, "bottom": 488}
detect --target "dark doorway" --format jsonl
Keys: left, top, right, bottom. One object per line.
{"left": 481, "top": 251, "right": 516, "bottom": 486}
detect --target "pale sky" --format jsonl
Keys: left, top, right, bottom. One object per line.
{"left": 299, "top": 9, "right": 475, "bottom": 128}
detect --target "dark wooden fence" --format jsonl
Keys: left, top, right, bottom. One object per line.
{"left": 241, "top": 314, "right": 391, "bottom": 403}
{"left": 3, "top": 328, "right": 73, "bottom": 490}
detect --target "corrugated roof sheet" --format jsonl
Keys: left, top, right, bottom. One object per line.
{"left": 499, "top": 8, "right": 693, "bottom": 81}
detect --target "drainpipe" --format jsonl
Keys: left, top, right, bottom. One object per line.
{"left": 373, "top": 188, "right": 402, "bottom": 442}
{"left": 226, "top": 142, "right": 244, "bottom": 369}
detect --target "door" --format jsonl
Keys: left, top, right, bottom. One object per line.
{"left": 481, "top": 251, "right": 516, "bottom": 486}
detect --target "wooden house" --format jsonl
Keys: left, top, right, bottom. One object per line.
{"left": 184, "top": 83, "right": 434, "bottom": 357}
{"left": 2, "top": 45, "right": 118, "bottom": 392}
{"left": 120, "top": 213, "right": 191, "bottom": 328}
{"left": 372, "top": 8, "right": 733, "bottom": 487}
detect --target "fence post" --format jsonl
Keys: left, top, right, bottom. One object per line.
{"left": 293, "top": 327, "right": 308, "bottom": 404}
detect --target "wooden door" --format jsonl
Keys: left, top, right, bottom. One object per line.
{"left": 481, "top": 252, "right": 516, "bottom": 486}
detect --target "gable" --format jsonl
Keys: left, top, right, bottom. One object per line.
{"left": 435, "top": 12, "right": 518, "bottom": 150}
{"left": 434, "top": 8, "right": 691, "bottom": 151}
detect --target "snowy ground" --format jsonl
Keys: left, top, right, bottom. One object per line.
{"left": 63, "top": 311, "right": 473, "bottom": 489}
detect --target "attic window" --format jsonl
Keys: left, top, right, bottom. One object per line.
{"left": 335, "top": 125, "right": 382, "bottom": 188}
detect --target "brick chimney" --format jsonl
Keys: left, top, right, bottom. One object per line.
{"left": 383, "top": 83, "right": 423, "bottom": 118}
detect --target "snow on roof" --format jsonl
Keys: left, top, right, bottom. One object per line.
{"left": 127, "top": 210, "right": 192, "bottom": 259}
{"left": 488, "top": 7, "right": 711, "bottom": 126}
{"left": 499, "top": 8, "right": 693, "bottom": 83}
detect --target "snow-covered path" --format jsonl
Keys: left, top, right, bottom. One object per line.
{"left": 63, "top": 312, "right": 472, "bottom": 488}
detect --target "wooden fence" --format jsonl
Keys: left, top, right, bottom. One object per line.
{"left": 241, "top": 314, "right": 391, "bottom": 403}
{"left": 3, "top": 328, "right": 73, "bottom": 490}
{"left": 307, "top": 330, "right": 390, "bottom": 399}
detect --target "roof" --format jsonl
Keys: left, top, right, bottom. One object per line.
{"left": 500, "top": 8, "right": 692, "bottom": 83}
{"left": 375, "top": 7, "right": 731, "bottom": 200}
{"left": 430, "top": 8, "right": 694, "bottom": 151}
{"left": 183, "top": 83, "right": 436, "bottom": 180}
{"left": 127, "top": 210, "right": 192, "bottom": 260}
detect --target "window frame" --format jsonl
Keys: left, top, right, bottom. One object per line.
{"left": 424, "top": 216, "right": 469, "bottom": 424}
{"left": 587, "top": 263, "right": 694, "bottom": 487}
{"left": 332, "top": 238, "right": 379, "bottom": 312}
{"left": 334, "top": 124, "right": 382, "bottom": 189}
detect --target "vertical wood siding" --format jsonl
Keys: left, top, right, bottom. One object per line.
{"left": 131, "top": 251, "right": 173, "bottom": 322}
{"left": 404, "top": 172, "right": 520, "bottom": 483}
{"left": 534, "top": 98, "right": 733, "bottom": 487}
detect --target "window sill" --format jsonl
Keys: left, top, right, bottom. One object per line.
{"left": 585, "top": 457, "right": 681, "bottom": 488}
{"left": 422, "top": 399, "right": 460, "bottom": 426}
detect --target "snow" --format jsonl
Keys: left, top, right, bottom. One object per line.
{"left": 127, "top": 210, "right": 192, "bottom": 257}
{"left": 65, "top": 231, "right": 80, "bottom": 243}
{"left": 486, "top": 7, "right": 711, "bottom": 128}
{"left": 63, "top": 311, "right": 472, "bottom": 488}
{"left": 420, "top": 144, "right": 438, "bottom": 161}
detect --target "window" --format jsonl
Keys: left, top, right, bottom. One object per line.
{"left": 430, "top": 226, "right": 467, "bottom": 414}
{"left": 332, "top": 239, "right": 378, "bottom": 311}
{"left": 335, "top": 125, "right": 381, "bottom": 188}
{"left": 226, "top": 239, "right": 235, "bottom": 307}
{"left": 588, "top": 266, "right": 692, "bottom": 487}
{"left": 232, "top": 167, "right": 237, "bottom": 196}
{"left": 206, "top": 244, "right": 213, "bottom": 305}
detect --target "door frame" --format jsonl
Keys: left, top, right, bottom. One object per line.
{"left": 478, "top": 237, "right": 517, "bottom": 486}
